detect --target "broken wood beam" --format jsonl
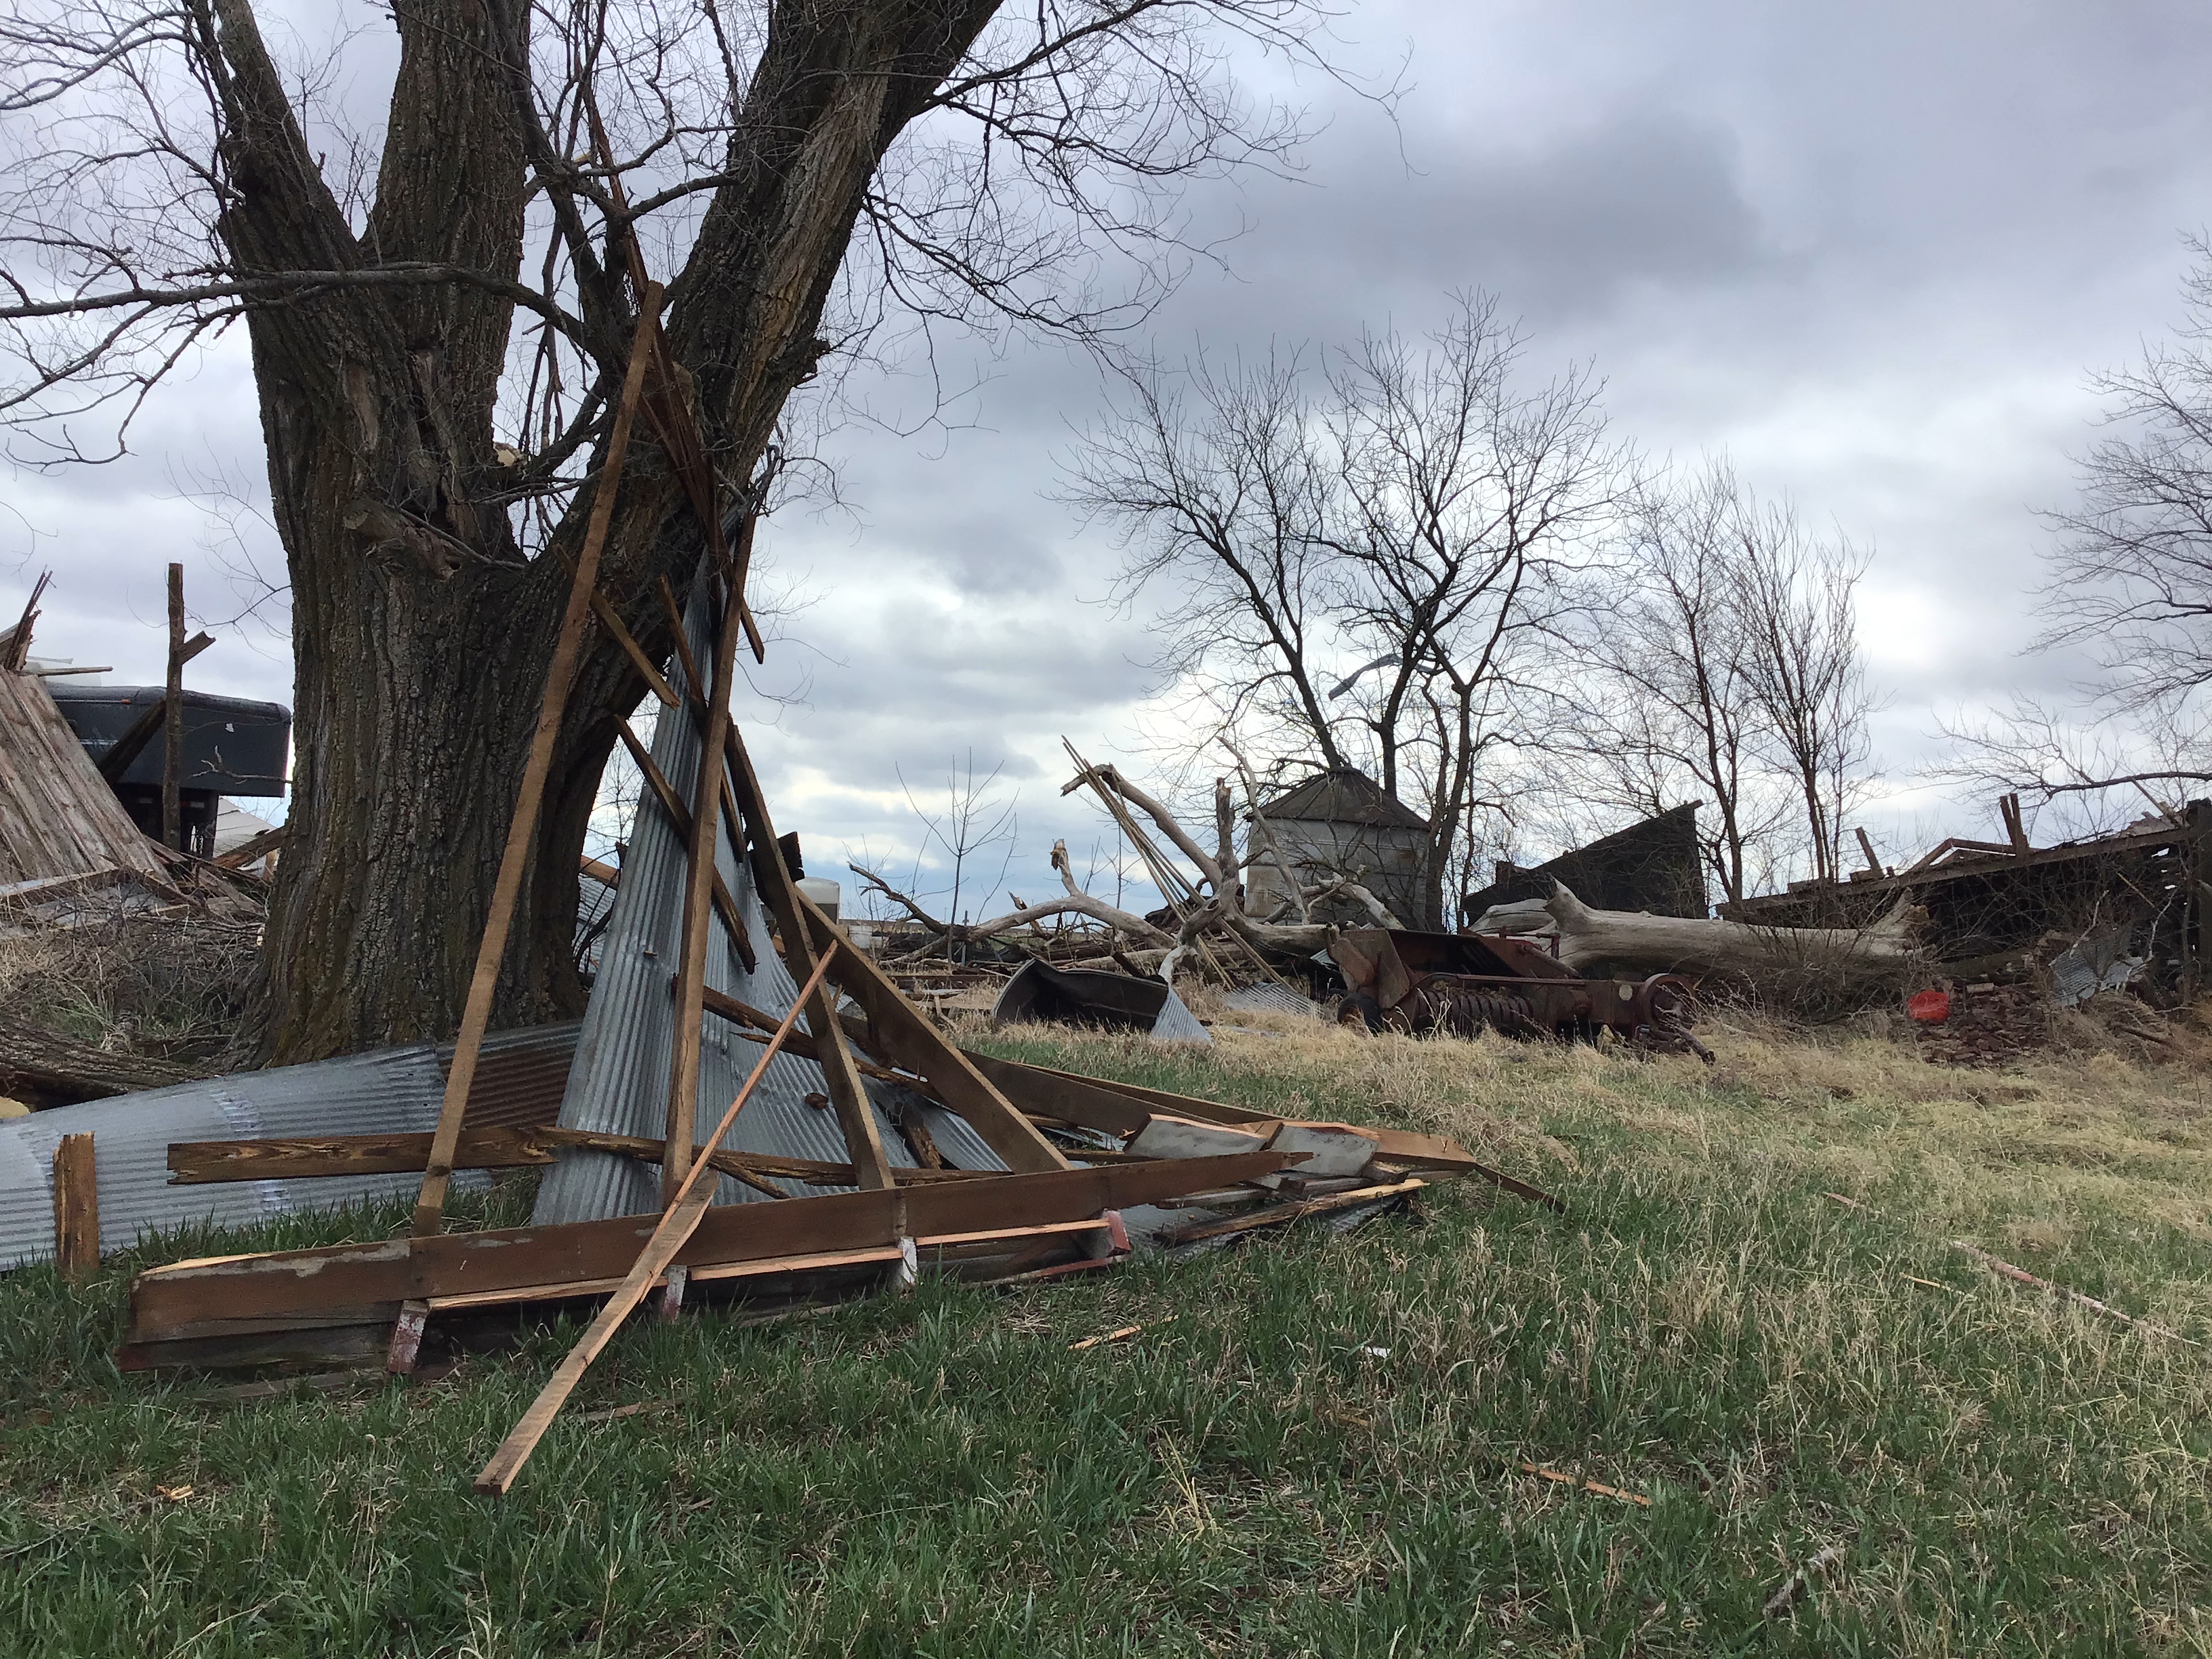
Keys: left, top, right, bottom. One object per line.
{"left": 612, "top": 716, "right": 754, "bottom": 971}
{"left": 722, "top": 722, "right": 897, "bottom": 1189}
{"left": 123, "top": 1150, "right": 1292, "bottom": 1355}
{"left": 1163, "top": 1176, "right": 1426, "bottom": 1245}
{"left": 665, "top": 571, "right": 747, "bottom": 1195}
{"left": 411, "top": 287, "right": 665, "bottom": 1238}
{"left": 162, "top": 563, "right": 184, "bottom": 851}
{"left": 476, "top": 944, "right": 840, "bottom": 1492}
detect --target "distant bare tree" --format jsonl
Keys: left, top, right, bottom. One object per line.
{"left": 1564, "top": 461, "right": 1786, "bottom": 904}
{"left": 1734, "top": 493, "right": 1875, "bottom": 888}
{"left": 2039, "top": 238, "right": 2212, "bottom": 712}
{"left": 1069, "top": 294, "right": 1631, "bottom": 924}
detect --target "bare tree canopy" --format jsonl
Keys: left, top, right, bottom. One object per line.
{"left": 1067, "top": 293, "right": 1634, "bottom": 924}
{"left": 0, "top": 0, "right": 1352, "bottom": 1061}
{"left": 1555, "top": 458, "right": 1875, "bottom": 901}
{"left": 2039, "top": 237, "right": 2212, "bottom": 712}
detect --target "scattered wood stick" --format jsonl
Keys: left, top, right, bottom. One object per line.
{"left": 1517, "top": 1462, "right": 1651, "bottom": 1507}
{"left": 474, "top": 945, "right": 840, "bottom": 1494}
{"left": 1949, "top": 1240, "right": 2199, "bottom": 1345}
{"left": 1822, "top": 1191, "right": 1867, "bottom": 1211}
{"left": 1761, "top": 1542, "right": 1845, "bottom": 1618}
{"left": 1069, "top": 1315, "right": 1174, "bottom": 1351}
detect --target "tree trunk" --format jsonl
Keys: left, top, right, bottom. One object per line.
{"left": 209, "top": 0, "right": 1005, "bottom": 1063}
{"left": 1470, "top": 882, "right": 1919, "bottom": 979}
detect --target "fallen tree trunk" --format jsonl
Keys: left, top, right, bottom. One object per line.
{"left": 0, "top": 1025, "right": 202, "bottom": 1107}
{"left": 1473, "top": 882, "right": 1920, "bottom": 979}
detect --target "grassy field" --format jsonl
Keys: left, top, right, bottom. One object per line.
{"left": 4, "top": 1012, "right": 2211, "bottom": 1656}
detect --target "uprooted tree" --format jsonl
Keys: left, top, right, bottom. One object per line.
{"left": 0, "top": 0, "right": 1345, "bottom": 1061}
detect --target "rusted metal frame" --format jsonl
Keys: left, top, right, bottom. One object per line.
{"left": 612, "top": 716, "right": 756, "bottom": 971}
{"left": 475, "top": 944, "right": 842, "bottom": 1494}
{"left": 411, "top": 287, "right": 665, "bottom": 1238}
{"left": 121, "top": 1151, "right": 1292, "bottom": 1353}
{"left": 663, "top": 570, "right": 748, "bottom": 1197}
{"left": 719, "top": 723, "right": 898, "bottom": 1190}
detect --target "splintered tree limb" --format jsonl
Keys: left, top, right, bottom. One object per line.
{"left": 848, "top": 859, "right": 1174, "bottom": 947}
{"left": 1062, "top": 758, "right": 1226, "bottom": 892}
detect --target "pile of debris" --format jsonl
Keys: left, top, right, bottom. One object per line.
{"left": 8, "top": 306, "right": 1541, "bottom": 1498}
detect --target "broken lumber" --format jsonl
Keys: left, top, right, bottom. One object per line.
{"left": 412, "top": 290, "right": 664, "bottom": 1237}
{"left": 476, "top": 943, "right": 842, "bottom": 1493}
{"left": 1950, "top": 1240, "right": 2198, "bottom": 1345}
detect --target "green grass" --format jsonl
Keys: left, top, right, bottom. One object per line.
{"left": 4, "top": 1021, "right": 2211, "bottom": 1656}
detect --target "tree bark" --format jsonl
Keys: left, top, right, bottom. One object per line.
{"left": 1471, "top": 882, "right": 1919, "bottom": 979}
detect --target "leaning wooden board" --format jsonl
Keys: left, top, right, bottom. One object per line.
{"left": 119, "top": 1151, "right": 1289, "bottom": 1353}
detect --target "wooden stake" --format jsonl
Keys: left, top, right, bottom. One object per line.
{"left": 663, "top": 566, "right": 747, "bottom": 1196}
{"left": 52, "top": 1132, "right": 98, "bottom": 1281}
{"left": 475, "top": 945, "right": 840, "bottom": 1494}
{"left": 411, "top": 287, "right": 665, "bottom": 1237}
{"left": 162, "top": 564, "right": 184, "bottom": 851}
{"left": 1950, "top": 1240, "right": 2198, "bottom": 1345}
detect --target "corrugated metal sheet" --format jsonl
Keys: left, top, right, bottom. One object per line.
{"left": 533, "top": 563, "right": 987, "bottom": 1224}
{"left": 0, "top": 1022, "right": 577, "bottom": 1272}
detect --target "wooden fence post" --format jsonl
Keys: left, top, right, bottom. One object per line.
{"left": 52, "top": 1132, "right": 97, "bottom": 1281}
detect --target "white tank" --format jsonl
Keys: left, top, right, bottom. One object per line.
{"left": 796, "top": 876, "right": 841, "bottom": 920}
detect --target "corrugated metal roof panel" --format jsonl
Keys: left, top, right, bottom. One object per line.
{"left": 531, "top": 565, "right": 934, "bottom": 1224}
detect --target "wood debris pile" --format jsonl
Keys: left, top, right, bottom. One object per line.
{"left": 75, "top": 306, "right": 1543, "bottom": 1496}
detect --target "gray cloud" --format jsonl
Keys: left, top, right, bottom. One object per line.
{"left": 12, "top": 0, "right": 2212, "bottom": 912}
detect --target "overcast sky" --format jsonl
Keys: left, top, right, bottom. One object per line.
{"left": 6, "top": 0, "right": 2210, "bottom": 921}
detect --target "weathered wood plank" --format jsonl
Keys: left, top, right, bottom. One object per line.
{"left": 123, "top": 1151, "right": 1290, "bottom": 1344}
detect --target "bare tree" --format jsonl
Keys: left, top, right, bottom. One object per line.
{"left": 1564, "top": 461, "right": 1789, "bottom": 903}
{"left": 897, "top": 750, "right": 1018, "bottom": 935}
{"left": 0, "top": 0, "right": 1351, "bottom": 1060}
{"left": 2039, "top": 237, "right": 2212, "bottom": 712}
{"left": 1734, "top": 496, "right": 1875, "bottom": 886}
{"left": 1321, "top": 297, "right": 1629, "bottom": 923}
{"left": 1068, "top": 294, "right": 1629, "bottom": 926}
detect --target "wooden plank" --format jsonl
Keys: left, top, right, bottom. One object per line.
{"left": 95, "top": 699, "right": 165, "bottom": 785}
{"left": 52, "top": 1132, "right": 98, "bottom": 1280}
{"left": 168, "top": 1126, "right": 552, "bottom": 1184}
{"left": 664, "top": 567, "right": 747, "bottom": 1194}
{"left": 721, "top": 722, "right": 895, "bottom": 1189}
{"left": 1164, "top": 1177, "right": 1427, "bottom": 1244}
{"left": 161, "top": 563, "right": 183, "bottom": 850}
{"left": 428, "top": 1274, "right": 665, "bottom": 1313}
{"left": 688, "top": 1244, "right": 904, "bottom": 1282}
{"left": 122, "top": 1150, "right": 1290, "bottom": 1345}
{"left": 413, "top": 290, "right": 665, "bottom": 1237}
{"left": 476, "top": 945, "right": 839, "bottom": 1492}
